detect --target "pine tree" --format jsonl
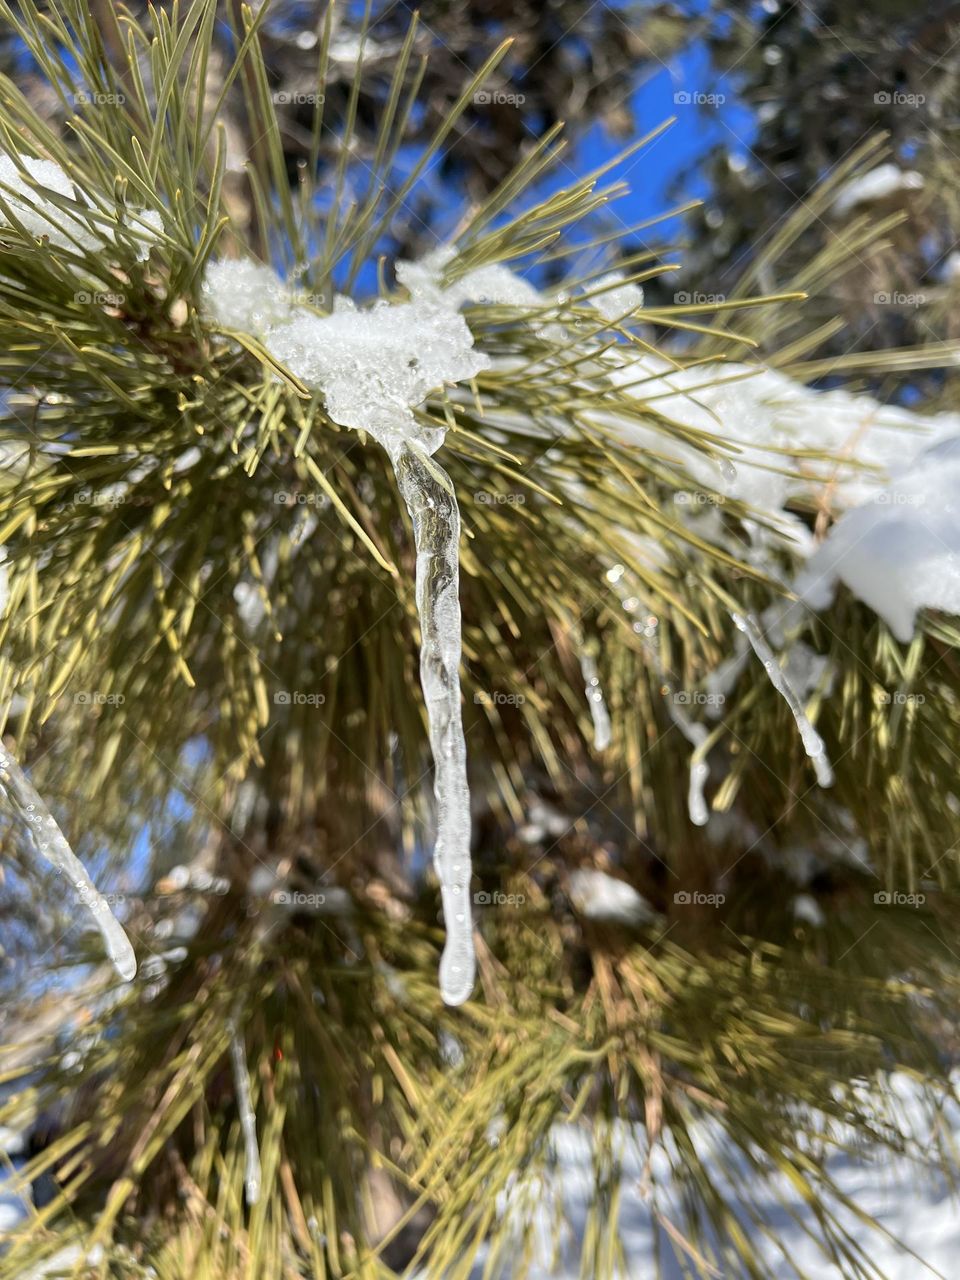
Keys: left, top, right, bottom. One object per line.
{"left": 0, "top": 3, "right": 958, "bottom": 1278}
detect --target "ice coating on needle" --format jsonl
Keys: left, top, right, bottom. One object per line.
{"left": 228, "top": 1017, "right": 262, "bottom": 1205}
{"left": 732, "top": 612, "right": 834, "bottom": 788}
{"left": 202, "top": 258, "right": 489, "bottom": 455}
{"left": 0, "top": 748, "right": 137, "bottom": 980}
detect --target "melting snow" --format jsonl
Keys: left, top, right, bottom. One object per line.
{"left": 831, "top": 163, "right": 924, "bottom": 217}
{"left": 586, "top": 271, "right": 644, "bottom": 320}
{"left": 0, "top": 152, "right": 160, "bottom": 258}
{"left": 798, "top": 439, "right": 960, "bottom": 642}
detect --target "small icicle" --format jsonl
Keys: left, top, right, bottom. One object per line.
{"left": 663, "top": 692, "right": 711, "bottom": 826}
{"left": 604, "top": 563, "right": 708, "bottom": 824}
{"left": 579, "top": 648, "right": 612, "bottom": 751}
{"left": 0, "top": 748, "right": 137, "bottom": 980}
{"left": 228, "top": 1016, "right": 262, "bottom": 1206}
{"left": 731, "top": 611, "right": 834, "bottom": 787}
{"left": 387, "top": 440, "right": 475, "bottom": 1006}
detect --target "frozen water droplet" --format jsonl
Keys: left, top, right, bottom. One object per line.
{"left": 579, "top": 649, "right": 612, "bottom": 751}
{"left": 688, "top": 760, "right": 710, "bottom": 826}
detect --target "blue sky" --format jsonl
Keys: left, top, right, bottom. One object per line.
{"left": 331, "top": 32, "right": 756, "bottom": 293}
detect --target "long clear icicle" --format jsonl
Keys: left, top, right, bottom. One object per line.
{"left": 387, "top": 440, "right": 475, "bottom": 1006}
{"left": 227, "top": 1016, "right": 261, "bottom": 1205}
{"left": 0, "top": 747, "right": 137, "bottom": 980}
{"left": 579, "top": 649, "right": 612, "bottom": 751}
{"left": 732, "top": 611, "right": 834, "bottom": 788}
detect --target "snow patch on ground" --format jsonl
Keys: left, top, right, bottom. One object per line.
{"left": 467, "top": 1075, "right": 960, "bottom": 1278}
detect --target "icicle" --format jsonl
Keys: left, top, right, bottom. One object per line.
{"left": 731, "top": 611, "right": 834, "bottom": 788}
{"left": 579, "top": 649, "right": 612, "bottom": 751}
{"left": 387, "top": 440, "right": 475, "bottom": 1006}
{"left": 663, "top": 692, "right": 711, "bottom": 826}
{"left": 228, "top": 1016, "right": 262, "bottom": 1206}
{"left": 0, "top": 748, "right": 137, "bottom": 980}
{"left": 201, "top": 257, "right": 492, "bottom": 1006}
